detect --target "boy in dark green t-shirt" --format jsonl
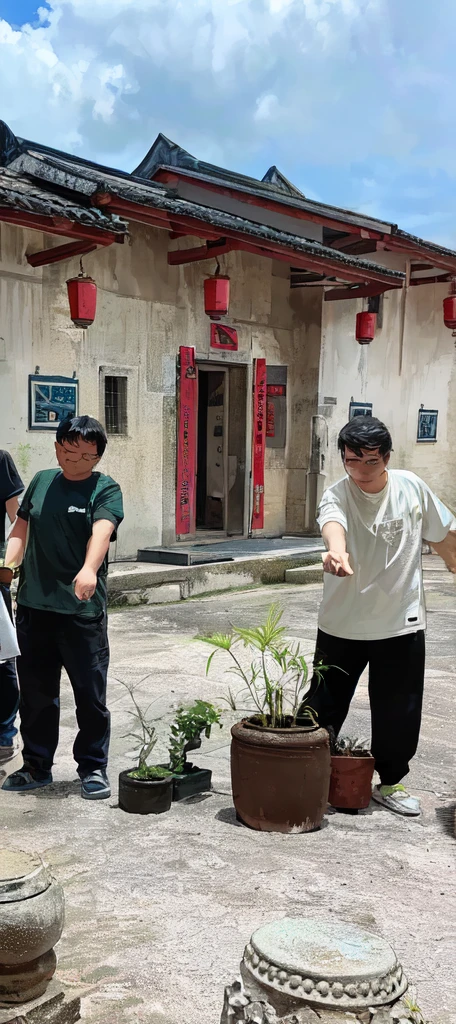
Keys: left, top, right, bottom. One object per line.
{"left": 2, "top": 416, "right": 124, "bottom": 800}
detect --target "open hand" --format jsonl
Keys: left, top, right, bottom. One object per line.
{"left": 73, "top": 566, "right": 97, "bottom": 601}
{"left": 322, "top": 551, "right": 354, "bottom": 577}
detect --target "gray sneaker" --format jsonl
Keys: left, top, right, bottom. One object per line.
{"left": 0, "top": 741, "right": 19, "bottom": 766}
{"left": 372, "top": 784, "right": 420, "bottom": 817}
{"left": 80, "top": 769, "right": 111, "bottom": 800}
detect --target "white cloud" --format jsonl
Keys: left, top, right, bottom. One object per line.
{"left": 254, "top": 93, "right": 280, "bottom": 122}
{"left": 0, "top": 0, "right": 455, "bottom": 245}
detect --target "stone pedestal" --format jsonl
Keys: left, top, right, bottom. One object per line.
{"left": 0, "top": 979, "right": 81, "bottom": 1024}
{"left": 0, "top": 850, "right": 64, "bottom": 1007}
{"left": 221, "top": 917, "right": 410, "bottom": 1024}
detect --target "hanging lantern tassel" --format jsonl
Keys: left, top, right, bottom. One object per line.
{"left": 67, "top": 259, "right": 97, "bottom": 329}
{"left": 204, "top": 260, "right": 230, "bottom": 320}
{"left": 355, "top": 311, "right": 376, "bottom": 345}
{"left": 443, "top": 280, "right": 456, "bottom": 338}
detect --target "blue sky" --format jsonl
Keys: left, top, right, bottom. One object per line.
{"left": 0, "top": 1, "right": 47, "bottom": 26}
{"left": 1, "top": 0, "right": 456, "bottom": 246}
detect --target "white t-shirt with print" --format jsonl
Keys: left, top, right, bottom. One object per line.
{"left": 317, "top": 469, "right": 455, "bottom": 641}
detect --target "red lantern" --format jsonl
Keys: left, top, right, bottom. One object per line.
{"left": 66, "top": 274, "right": 97, "bottom": 328}
{"left": 443, "top": 295, "right": 456, "bottom": 331}
{"left": 204, "top": 275, "right": 230, "bottom": 320}
{"left": 356, "top": 311, "right": 376, "bottom": 345}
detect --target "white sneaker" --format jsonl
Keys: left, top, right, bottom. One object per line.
{"left": 372, "top": 784, "right": 421, "bottom": 817}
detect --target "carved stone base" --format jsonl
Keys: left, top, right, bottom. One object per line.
{"left": 220, "top": 917, "right": 412, "bottom": 1024}
{"left": 0, "top": 979, "right": 81, "bottom": 1024}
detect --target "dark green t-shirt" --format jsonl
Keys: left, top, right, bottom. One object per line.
{"left": 17, "top": 469, "right": 124, "bottom": 618}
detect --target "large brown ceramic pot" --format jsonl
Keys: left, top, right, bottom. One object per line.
{"left": 0, "top": 850, "right": 64, "bottom": 1005}
{"left": 231, "top": 720, "right": 331, "bottom": 833}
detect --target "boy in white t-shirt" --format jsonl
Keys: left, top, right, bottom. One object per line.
{"left": 305, "top": 416, "right": 456, "bottom": 817}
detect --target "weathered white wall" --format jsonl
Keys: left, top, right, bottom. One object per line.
{"left": 0, "top": 220, "right": 321, "bottom": 554}
{"left": 320, "top": 272, "right": 456, "bottom": 510}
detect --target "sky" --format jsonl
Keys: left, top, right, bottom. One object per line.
{"left": 0, "top": 0, "right": 456, "bottom": 246}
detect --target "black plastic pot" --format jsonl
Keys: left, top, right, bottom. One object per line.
{"left": 170, "top": 763, "right": 212, "bottom": 801}
{"left": 118, "top": 770, "right": 173, "bottom": 815}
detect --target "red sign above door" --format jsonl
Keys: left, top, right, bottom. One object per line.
{"left": 210, "top": 324, "right": 239, "bottom": 351}
{"left": 176, "top": 346, "right": 197, "bottom": 537}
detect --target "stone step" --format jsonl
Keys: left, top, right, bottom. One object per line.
{"left": 108, "top": 549, "right": 323, "bottom": 606}
{"left": 285, "top": 564, "right": 323, "bottom": 585}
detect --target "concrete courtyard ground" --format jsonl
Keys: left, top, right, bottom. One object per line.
{"left": 1, "top": 559, "right": 455, "bottom": 1024}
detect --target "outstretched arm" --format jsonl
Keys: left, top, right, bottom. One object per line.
{"left": 321, "top": 521, "right": 354, "bottom": 577}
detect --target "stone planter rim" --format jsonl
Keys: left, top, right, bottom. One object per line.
{"left": 244, "top": 916, "right": 408, "bottom": 1010}
{"left": 0, "top": 851, "right": 51, "bottom": 904}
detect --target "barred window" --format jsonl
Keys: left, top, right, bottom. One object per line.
{"left": 104, "top": 375, "right": 128, "bottom": 435}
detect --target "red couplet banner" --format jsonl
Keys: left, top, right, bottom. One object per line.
{"left": 176, "top": 346, "right": 197, "bottom": 536}
{"left": 251, "top": 358, "right": 266, "bottom": 530}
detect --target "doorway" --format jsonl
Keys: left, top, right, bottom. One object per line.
{"left": 196, "top": 364, "right": 247, "bottom": 534}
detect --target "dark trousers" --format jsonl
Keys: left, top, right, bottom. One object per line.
{"left": 0, "top": 586, "right": 19, "bottom": 745}
{"left": 16, "top": 605, "right": 110, "bottom": 776}
{"left": 304, "top": 629, "right": 425, "bottom": 786}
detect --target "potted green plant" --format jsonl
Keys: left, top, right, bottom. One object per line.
{"left": 198, "top": 605, "right": 331, "bottom": 834}
{"left": 118, "top": 684, "right": 174, "bottom": 815}
{"left": 328, "top": 732, "right": 375, "bottom": 812}
{"left": 167, "top": 700, "right": 222, "bottom": 801}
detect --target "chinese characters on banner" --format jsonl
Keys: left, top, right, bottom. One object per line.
{"left": 252, "top": 358, "right": 266, "bottom": 530}
{"left": 176, "top": 346, "right": 197, "bottom": 536}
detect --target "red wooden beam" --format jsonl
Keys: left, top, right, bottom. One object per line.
{"left": 93, "top": 194, "right": 402, "bottom": 285}
{"left": 153, "top": 169, "right": 387, "bottom": 239}
{"left": 410, "top": 274, "right": 452, "bottom": 286}
{"left": 168, "top": 241, "right": 236, "bottom": 265}
{"left": 229, "top": 237, "right": 398, "bottom": 285}
{"left": 324, "top": 283, "right": 401, "bottom": 301}
{"left": 169, "top": 231, "right": 189, "bottom": 239}
{"left": 385, "top": 237, "right": 456, "bottom": 274}
{"left": 0, "top": 207, "right": 121, "bottom": 245}
{"left": 27, "top": 240, "right": 97, "bottom": 268}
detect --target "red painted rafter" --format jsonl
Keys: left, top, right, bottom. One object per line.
{"left": 27, "top": 240, "right": 97, "bottom": 268}
{"left": 168, "top": 240, "right": 235, "bottom": 265}
{"left": 385, "top": 237, "right": 456, "bottom": 274}
{"left": 0, "top": 207, "right": 121, "bottom": 246}
{"left": 152, "top": 169, "right": 387, "bottom": 239}
{"left": 93, "top": 193, "right": 403, "bottom": 286}
{"left": 410, "top": 274, "right": 452, "bottom": 286}
{"left": 324, "top": 283, "right": 401, "bottom": 301}
{"left": 225, "top": 238, "right": 397, "bottom": 285}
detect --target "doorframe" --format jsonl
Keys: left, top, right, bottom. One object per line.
{"left": 196, "top": 358, "right": 251, "bottom": 539}
{"left": 196, "top": 361, "right": 229, "bottom": 535}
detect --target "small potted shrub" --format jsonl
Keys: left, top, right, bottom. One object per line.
{"left": 167, "top": 700, "right": 222, "bottom": 801}
{"left": 118, "top": 684, "right": 173, "bottom": 815}
{"left": 198, "top": 605, "right": 331, "bottom": 834}
{"left": 328, "top": 732, "right": 375, "bottom": 811}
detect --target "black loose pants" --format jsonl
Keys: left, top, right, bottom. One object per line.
{"left": 16, "top": 605, "right": 110, "bottom": 777}
{"left": 304, "top": 629, "right": 425, "bottom": 785}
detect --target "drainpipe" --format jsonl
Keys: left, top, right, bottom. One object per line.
{"left": 398, "top": 259, "right": 411, "bottom": 376}
{"left": 305, "top": 415, "right": 328, "bottom": 531}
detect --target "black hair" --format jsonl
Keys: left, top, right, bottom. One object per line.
{"left": 56, "top": 415, "right": 107, "bottom": 457}
{"left": 337, "top": 416, "right": 392, "bottom": 460}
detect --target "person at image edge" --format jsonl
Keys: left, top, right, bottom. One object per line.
{"left": 2, "top": 415, "right": 123, "bottom": 800}
{"left": 302, "top": 415, "right": 456, "bottom": 817}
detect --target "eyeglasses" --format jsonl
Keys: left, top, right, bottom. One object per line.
{"left": 58, "top": 445, "right": 100, "bottom": 463}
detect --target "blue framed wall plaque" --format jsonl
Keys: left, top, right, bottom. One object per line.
{"left": 349, "top": 401, "right": 373, "bottom": 419}
{"left": 28, "top": 375, "right": 79, "bottom": 431}
{"left": 417, "top": 409, "right": 438, "bottom": 443}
